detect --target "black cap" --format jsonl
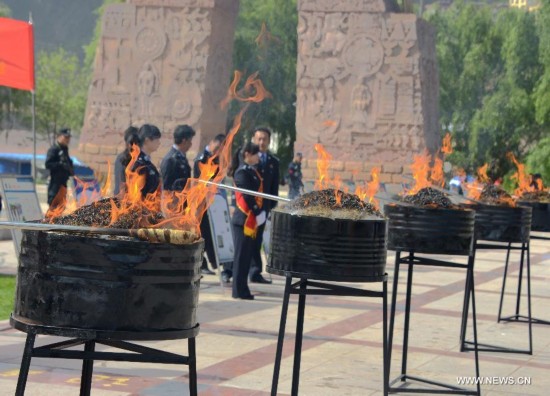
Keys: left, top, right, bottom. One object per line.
{"left": 58, "top": 128, "right": 72, "bottom": 137}
{"left": 296, "top": 152, "right": 303, "bottom": 157}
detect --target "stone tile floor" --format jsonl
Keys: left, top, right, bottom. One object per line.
{"left": 0, "top": 235, "right": 548, "bottom": 395}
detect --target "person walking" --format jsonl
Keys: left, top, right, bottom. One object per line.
{"left": 231, "top": 142, "right": 265, "bottom": 300}
{"left": 287, "top": 152, "right": 304, "bottom": 200}
{"left": 45, "top": 128, "right": 74, "bottom": 212}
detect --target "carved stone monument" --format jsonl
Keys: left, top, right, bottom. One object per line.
{"left": 295, "top": 0, "right": 439, "bottom": 185}
{"left": 78, "top": 0, "right": 239, "bottom": 177}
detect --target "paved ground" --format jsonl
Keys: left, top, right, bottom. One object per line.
{"left": 0, "top": 233, "right": 549, "bottom": 395}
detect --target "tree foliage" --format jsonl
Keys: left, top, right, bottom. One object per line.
{"left": 34, "top": 48, "right": 88, "bottom": 143}
{"left": 228, "top": 0, "right": 298, "bottom": 172}
{"left": 427, "top": 1, "right": 550, "bottom": 179}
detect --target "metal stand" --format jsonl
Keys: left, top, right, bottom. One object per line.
{"left": 388, "top": 252, "right": 480, "bottom": 395}
{"left": 461, "top": 240, "right": 538, "bottom": 355}
{"left": 271, "top": 274, "right": 389, "bottom": 396}
{"left": 10, "top": 315, "right": 199, "bottom": 396}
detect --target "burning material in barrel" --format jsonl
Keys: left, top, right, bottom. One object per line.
{"left": 402, "top": 187, "right": 456, "bottom": 208}
{"left": 287, "top": 189, "right": 383, "bottom": 219}
{"left": 479, "top": 185, "right": 515, "bottom": 206}
{"left": 48, "top": 197, "right": 164, "bottom": 229}
{"left": 521, "top": 190, "right": 550, "bottom": 203}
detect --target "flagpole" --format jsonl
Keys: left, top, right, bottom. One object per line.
{"left": 29, "top": 12, "right": 36, "bottom": 185}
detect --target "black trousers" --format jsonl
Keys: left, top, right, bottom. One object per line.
{"left": 47, "top": 181, "right": 67, "bottom": 205}
{"left": 232, "top": 223, "right": 255, "bottom": 298}
{"left": 249, "top": 222, "right": 266, "bottom": 279}
{"left": 200, "top": 212, "right": 217, "bottom": 269}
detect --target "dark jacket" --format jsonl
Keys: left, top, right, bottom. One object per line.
{"left": 287, "top": 161, "right": 304, "bottom": 190}
{"left": 132, "top": 151, "right": 160, "bottom": 197}
{"left": 258, "top": 152, "right": 279, "bottom": 213}
{"left": 45, "top": 142, "right": 74, "bottom": 185}
{"left": 193, "top": 147, "right": 219, "bottom": 179}
{"left": 160, "top": 146, "right": 191, "bottom": 191}
{"left": 232, "top": 164, "right": 263, "bottom": 226}
{"left": 114, "top": 150, "right": 131, "bottom": 195}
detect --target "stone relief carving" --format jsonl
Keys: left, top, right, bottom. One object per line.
{"left": 295, "top": 1, "right": 439, "bottom": 178}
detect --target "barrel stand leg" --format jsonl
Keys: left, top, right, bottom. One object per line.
{"left": 387, "top": 251, "right": 401, "bottom": 386}
{"left": 15, "top": 332, "right": 36, "bottom": 396}
{"left": 188, "top": 337, "right": 197, "bottom": 396}
{"left": 271, "top": 275, "right": 292, "bottom": 396}
{"left": 497, "top": 243, "right": 512, "bottom": 322}
{"left": 291, "top": 279, "right": 307, "bottom": 396}
{"left": 382, "top": 279, "right": 389, "bottom": 396}
{"left": 79, "top": 340, "right": 95, "bottom": 396}
{"left": 400, "top": 253, "right": 414, "bottom": 379}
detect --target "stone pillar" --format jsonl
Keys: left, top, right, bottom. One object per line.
{"left": 78, "top": 0, "right": 239, "bottom": 177}
{"left": 295, "top": 0, "right": 439, "bottom": 187}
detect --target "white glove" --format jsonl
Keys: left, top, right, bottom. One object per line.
{"left": 256, "top": 211, "right": 266, "bottom": 226}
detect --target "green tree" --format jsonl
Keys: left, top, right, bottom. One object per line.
{"left": 229, "top": 0, "right": 298, "bottom": 173}
{"left": 526, "top": 136, "right": 550, "bottom": 183}
{"left": 34, "top": 48, "right": 88, "bottom": 143}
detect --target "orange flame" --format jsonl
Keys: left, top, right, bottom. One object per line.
{"left": 463, "top": 163, "right": 489, "bottom": 200}
{"left": 507, "top": 153, "right": 547, "bottom": 196}
{"left": 46, "top": 72, "right": 270, "bottom": 236}
{"left": 314, "top": 143, "right": 332, "bottom": 190}
{"left": 408, "top": 151, "right": 432, "bottom": 195}
{"left": 441, "top": 132, "right": 453, "bottom": 155}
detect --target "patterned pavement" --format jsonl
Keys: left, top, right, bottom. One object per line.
{"left": 0, "top": 235, "right": 549, "bottom": 395}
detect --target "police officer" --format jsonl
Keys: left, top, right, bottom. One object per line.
{"left": 287, "top": 152, "right": 304, "bottom": 199}
{"left": 249, "top": 126, "right": 279, "bottom": 284}
{"left": 114, "top": 126, "right": 140, "bottom": 196}
{"left": 160, "top": 125, "right": 195, "bottom": 192}
{"left": 45, "top": 128, "right": 74, "bottom": 211}
{"left": 194, "top": 134, "right": 226, "bottom": 275}
{"left": 231, "top": 142, "right": 265, "bottom": 300}
{"left": 133, "top": 124, "right": 162, "bottom": 198}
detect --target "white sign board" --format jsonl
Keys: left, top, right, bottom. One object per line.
{"left": 0, "top": 176, "right": 43, "bottom": 254}
{"left": 207, "top": 193, "right": 234, "bottom": 264}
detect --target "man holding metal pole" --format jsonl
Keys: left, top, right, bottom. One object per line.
{"left": 45, "top": 128, "right": 74, "bottom": 212}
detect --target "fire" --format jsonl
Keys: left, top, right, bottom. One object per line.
{"left": 314, "top": 143, "right": 332, "bottom": 190}
{"left": 441, "top": 132, "right": 453, "bottom": 155}
{"left": 355, "top": 167, "right": 381, "bottom": 207}
{"left": 46, "top": 71, "right": 270, "bottom": 236}
{"left": 313, "top": 143, "right": 380, "bottom": 207}
{"left": 507, "top": 153, "right": 547, "bottom": 196}
{"left": 463, "top": 163, "right": 490, "bottom": 201}
{"left": 407, "top": 151, "right": 431, "bottom": 195}
{"left": 406, "top": 134, "right": 453, "bottom": 194}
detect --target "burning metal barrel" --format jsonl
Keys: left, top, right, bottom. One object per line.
{"left": 462, "top": 203, "right": 532, "bottom": 242}
{"left": 385, "top": 188, "right": 475, "bottom": 255}
{"left": 268, "top": 190, "right": 387, "bottom": 281}
{"left": 518, "top": 201, "right": 550, "bottom": 232}
{"left": 15, "top": 229, "right": 203, "bottom": 331}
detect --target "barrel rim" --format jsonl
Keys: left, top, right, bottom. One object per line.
{"left": 266, "top": 267, "right": 387, "bottom": 283}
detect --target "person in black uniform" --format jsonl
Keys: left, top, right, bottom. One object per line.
{"left": 160, "top": 125, "right": 195, "bottom": 192}
{"left": 45, "top": 128, "right": 74, "bottom": 212}
{"left": 194, "top": 134, "right": 226, "bottom": 275}
{"left": 287, "top": 152, "right": 304, "bottom": 199}
{"left": 231, "top": 142, "right": 265, "bottom": 300}
{"left": 114, "top": 126, "right": 140, "bottom": 196}
{"left": 249, "top": 126, "right": 279, "bottom": 284}
{"left": 133, "top": 124, "right": 162, "bottom": 198}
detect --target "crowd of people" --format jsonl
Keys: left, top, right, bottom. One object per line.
{"left": 46, "top": 124, "right": 305, "bottom": 301}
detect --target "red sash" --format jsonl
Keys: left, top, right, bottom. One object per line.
{"left": 235, "top": 169, "right": 263, "bottom": 238}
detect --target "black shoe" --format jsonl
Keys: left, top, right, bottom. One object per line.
{"left": 250, "top": 275, "right": 272, "bottom": 284}
{"left": 201, "top": 268, "right": 215, "bottom": 275}
{"left": 221, "top": 273, "right": 231, "bottom": 283}
{"left": 233, "top": 294, "right": 254, "bottom": 300}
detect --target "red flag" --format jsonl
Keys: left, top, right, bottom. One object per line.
{"left": 0, "top": 17, "right": 35, "bottom": 91}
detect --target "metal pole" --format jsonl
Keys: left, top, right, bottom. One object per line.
{"left": 0, "top": 220, "right": 140, "bottom": 237}
{"left": 29, "top": 13, "right": 37, "bottom": 185}
{"left": 199, "top": 180, "right": 291, "bottom": 203}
